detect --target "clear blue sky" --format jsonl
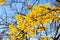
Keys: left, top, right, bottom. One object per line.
{"left": 0, "top": 0, "right": 58, "bottom": 40}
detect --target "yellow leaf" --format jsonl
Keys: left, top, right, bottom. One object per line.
{"left": 45, "top": 2, "right": 50, "bottom": 8}
{"left": 9, "top": 36, "right": 15, "bottom": 40}
{"left": 40, "top": 36, "right": 52, "bottom": 40}
{"left": 0, "top": 0, "right": 6, "bottom": 6}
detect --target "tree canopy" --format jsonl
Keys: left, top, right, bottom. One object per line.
{"left": 9, "top": 2, "right": 60, "bottom": 40}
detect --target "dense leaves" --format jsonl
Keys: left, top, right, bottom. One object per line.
{"left": 9, "top": 2, "right": 60, "bottom": 40}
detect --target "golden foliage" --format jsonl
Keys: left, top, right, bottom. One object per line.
{"left": 0, "top": 0, "right": 6, "bottom": 6}
{"left": 9, "top": 3, "right": 60, "bottom": 40}
{"left": 40, "top": 36, "right": 52, "bottom": 40}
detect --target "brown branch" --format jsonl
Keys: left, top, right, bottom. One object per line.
{"left": 53, "top": 34, "right": 60, "bottom": 40}
{"left": 53, "top": 24, "right": 60, "bottom": 40}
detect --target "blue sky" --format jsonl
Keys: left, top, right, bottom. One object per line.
{"left": 0, "top": 0, "right": 59, "bottom": 40}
